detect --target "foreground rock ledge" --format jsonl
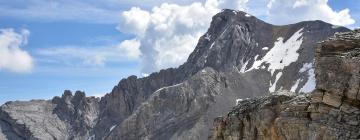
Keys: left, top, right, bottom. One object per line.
{"left": 210, "top": 29, "right": 360, "bottom": 140}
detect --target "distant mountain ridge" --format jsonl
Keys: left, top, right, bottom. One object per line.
{"left": 0, "top": 9, "right": 350, "bottom": 140}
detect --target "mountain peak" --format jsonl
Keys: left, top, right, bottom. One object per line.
{"left": 220, "top": 9, "right": 256, "bottom": 19}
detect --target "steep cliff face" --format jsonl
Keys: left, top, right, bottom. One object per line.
{"left": 211, "top": 29, "right": 360, "bottom": 140}
{"left": 0, "top": 10, "right": 351, "bottom": 140}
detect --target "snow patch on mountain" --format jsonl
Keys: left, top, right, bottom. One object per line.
{"left": 299, "top": 63, "right": 312, "bottom": 73}
{"left": 297, "top": 62, "right": 316, "bottom": 93}
{"left": 269, "top": 72, "right": 282, "bottom": 92}
{"left": 236, "top": 98, "right": 243, "bottom": 105}
{"left": 109, "top": 125, "right": 117, "bottom": 132}
{"left": 248, "top": 28, "right": 304, "bottom": 75}
{"left": 209, "top": 42, "right": 215, "bottom": 49}
{"left": 262, "top": 47, "right": 269, "bottom": 50}
{"left": 205, "top": 34, "right": 211, "bottom": 41}
{"left": 290, "top": 79, "right": 300, "bottom": 92}
{"left": 300, "top": 68, "right": 315, "bottom": 93}
{"left": 240, "top": 60, "right": 249, "bottom": 73}
{"left": 154, "top": 83, "right": 184, "bottom": 93}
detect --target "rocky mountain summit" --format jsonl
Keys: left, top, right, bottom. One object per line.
{"left": 211, "top": 29, "right": 360, "bottom": 140}
{"left": 0, "top": 10, "right": 351, "bottom": 140}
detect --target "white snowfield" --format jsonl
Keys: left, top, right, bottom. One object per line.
{"left": 269, "top": 72, "right": 282, "bottom": 92}
{"left": 236, "top": 98, "right": 243, "bottom": 105}
{"left": 299, "top": 64, "right": 315, "bottom": 93}
{"left": 290, "top": 62, "right": 316, "bottom": 93}
{"left": 248, "top": 28, "right": 304, "bottom": 75}
{"left": 110, "top": 125, "right": 117, "bottom": 132}
{"left": 262, "top": 47, "right": 269, "bottom": 50}
{"left": 154, "top": 83, "right": 184, "bottom": 93}
{"left": 290, "top": 79, "right": 301, "bottom": 92}
{"left": 243, "top": 28, "right": 312, "bottom": 93}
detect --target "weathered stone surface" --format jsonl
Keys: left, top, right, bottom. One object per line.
{"left": 322, "top": 92, "right": 342, "bottom": 107}
{"left": 0, "top": 91, "right": 100, "bottom": 140}
{"left": 311, "top": 90, "right": 324, "bottom": 103}
{"left": 211, "top": 92, "right": 360, "bottom": 140}
{"left": 316, "top": 29, "right": 360, "bottom": 101}
{"left": 0, "top": 100, "right": 69, "bottom": 139}
{"left": 211, "top": 29, "right": 360, "bottom": 140}
{"left": 340, "top": 101, "right": 359, "bottom": 114}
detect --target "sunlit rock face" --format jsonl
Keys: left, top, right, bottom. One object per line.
{"left": 211, "top": 29, "right": 360, "bottom": 140}
{"left": 0, "top": 10, "right": 350, "bottom": 140}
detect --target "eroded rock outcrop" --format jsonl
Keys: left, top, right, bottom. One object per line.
{"left": 211, "top": 29, "right": 360, "bottom": 140}
{"left": 0, "top": 90, "right": 99, "bottom": 140}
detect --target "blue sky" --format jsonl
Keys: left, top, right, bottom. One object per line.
{"left": 0, "top": 0, "right": 359, "bottom": 104}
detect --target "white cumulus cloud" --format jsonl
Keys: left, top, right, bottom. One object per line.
{"left": 0, "top": 28, "right": 33, "bottom": 73}
{"left": 117, "top": 7, "right": 151, "bottom": 36}
{"left": 117, "top": 39, "right": 141, "bottom": 59}
{"left": 266, "top": 0, "right": 355, "bottom": 26}
{"left": 217, "top": 0, "right": 248, "bottom": 11}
